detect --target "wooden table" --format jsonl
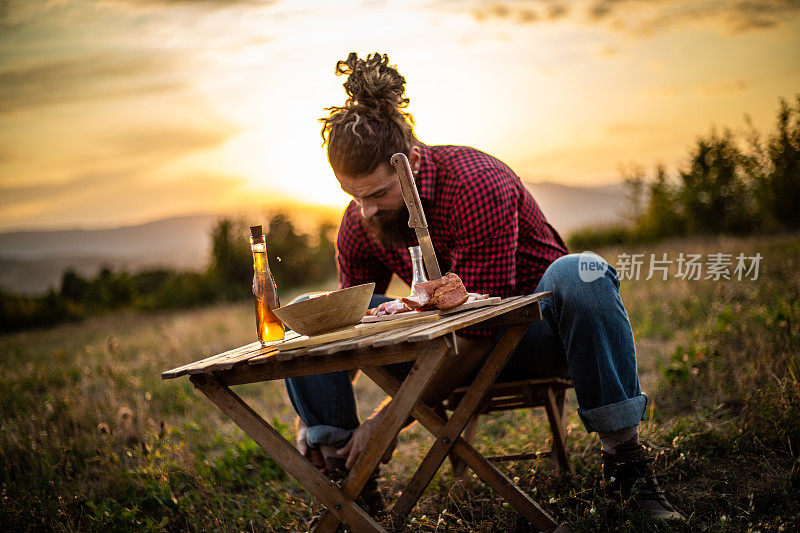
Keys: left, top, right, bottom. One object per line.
{"left": 162, "top": 293, "right": 564, "bottom": 532}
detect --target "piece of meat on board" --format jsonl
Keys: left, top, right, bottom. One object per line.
{"left": 366, "top": 299, "right": 413, "bottom": 316}
{"left": 366, "top": 272, "right": 472, "bottom": 316}
{"left": 428, "top": 272, "right": 469, "bottom": 309}
{"left": 410, "top": 272, "right": 469, "bottom": 310}
{"left": 400, "top": 292, "right": 428, "bottom": 310}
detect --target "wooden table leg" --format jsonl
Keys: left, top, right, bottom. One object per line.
{"left": 364, "top": 366, "right": 560, "bottom": 532}
{"left": 451, "top": 438, "right": 564, "bottom": 532}
{"left": 389, "top": 324, "right": 529, "bottom": 522}
{"left": 451, "top": 412, "right": 478, "bottom": 482}
{"left": 189, "top": 373, "right": 386, "bottom": 533}
{"left": 544, "top": 387, "right": 575, "bottom": 475}
{"left": 313, "top": 337, "right": 454, "bottom": 533}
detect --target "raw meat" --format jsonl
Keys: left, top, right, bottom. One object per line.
{"left": 365, "top": 298, "right": 412, "bottom": 317}
{"left": 427, "top": 272, "right": 469, "bottom": 310}
{"left": 366, "top": 272, "right": 475, "bottom": 316}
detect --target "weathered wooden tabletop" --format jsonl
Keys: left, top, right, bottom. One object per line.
{"left": 161, "top": 292, "right": 550, "bottom": 383}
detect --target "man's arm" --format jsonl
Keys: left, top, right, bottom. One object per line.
{"left": 294, "top": 205, "right": 393, "bottom": 468}
{"left": 336, "top": 172, "right": 521, "bottom": 468}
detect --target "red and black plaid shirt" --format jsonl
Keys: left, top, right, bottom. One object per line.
{"left": 336, "top": 144, "right": 568, "bottom": 333}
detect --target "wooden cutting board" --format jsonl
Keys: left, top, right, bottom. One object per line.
{"left": 361, "top": 296, "right": 502, "bottom": 323}
{"left": 278, "top": 313, "right": 439, "bottom": 351}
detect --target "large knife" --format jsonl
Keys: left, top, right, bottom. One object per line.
{"left": 390, "top": 152, "right": 442, "bottom": 280}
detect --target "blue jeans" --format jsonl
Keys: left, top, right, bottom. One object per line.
{"left": 285, "top": 253, "right": 647, "bottom": 448}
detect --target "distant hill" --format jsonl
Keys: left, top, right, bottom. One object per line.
{"left": 524, "top": 181, "right": 627, "bottom": 237}
{"left": 0, "top": 215, "right": 218, "bottom": 261}
{"left": 0, "top": 182, "right": 628, "bottom": 294}
{"left": 0, "top": 215, "right": 218, "bottom": 294}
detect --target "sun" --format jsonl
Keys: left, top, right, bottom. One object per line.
{"left": 217, "top": 125, "right": 350, "bottom": 208}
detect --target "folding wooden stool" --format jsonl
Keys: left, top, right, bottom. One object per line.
{"left": 442, "top": 377, "right": 576, "bottom": 477}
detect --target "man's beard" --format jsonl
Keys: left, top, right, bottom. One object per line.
{"left": 361, "top": 206, "right": 416, "bottom": 247}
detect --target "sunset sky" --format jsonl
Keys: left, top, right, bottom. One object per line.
{"left": 1, "top": 0, "right": 799, "bottom": 232}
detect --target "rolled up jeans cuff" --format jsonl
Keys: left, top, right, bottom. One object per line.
{"left": 577, "top": 393, "right": 648, "bottom": 433}
{"left": 305, "top": 425, "right": 353, "bottom": 449}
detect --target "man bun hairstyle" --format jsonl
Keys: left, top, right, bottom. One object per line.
{"left": 320, "top": 52, "right": 417, "bottom": 177}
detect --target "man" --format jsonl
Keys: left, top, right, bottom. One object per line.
{"left": 286, "top": 52, "right": 683, "bottom": 521}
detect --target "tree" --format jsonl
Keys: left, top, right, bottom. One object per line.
{"left": 60, "top": 269, "right": 90, "bottom": 302}
{"left": 678, "top": 128, "right": 753, "bottom": 234}
{"left": 766, "top": 96, "right": 800, "bottom": 228}
{"left": 741, "top": 113, "right": 774, "bottom": 231}
{"left": 619, "top": 162, "right": 647, "bottom": 225}
{"left": 207, "top": 214, "right": 338, "bottom": 299}
{"left": 639, "top": 165, "right": 685, "bottom": 240}
{"left": 209, "top": 218, "right": 252, "bottom": 299}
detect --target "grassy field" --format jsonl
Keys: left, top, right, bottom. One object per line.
{"left": 1, "top": 233, "right": 799, "bottom": 531}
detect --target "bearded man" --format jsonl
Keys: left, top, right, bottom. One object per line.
{"left": 285, "top": 52, "right": 683, "bottom": 522}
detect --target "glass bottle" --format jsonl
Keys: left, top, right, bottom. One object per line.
{"left": 250, "top": 225, "right": 284, "bottom": 344}
{"left": 409, "top": 245, "right": 428, "bottom": 288}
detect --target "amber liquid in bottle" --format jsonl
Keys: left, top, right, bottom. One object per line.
{"left": 250, "top": 227, "right": 284, "bottom": 344}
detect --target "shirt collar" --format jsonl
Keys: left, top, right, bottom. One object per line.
{"left": 415, "top": 144, "right": 436, "bottom": 204}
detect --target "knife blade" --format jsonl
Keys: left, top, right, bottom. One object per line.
{"left": 390, "top": 152, "right": 442, "bottom": 280}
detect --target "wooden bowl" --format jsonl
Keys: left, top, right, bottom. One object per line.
{"left": 272, "top": 283, "right": 375, "bottom": 336}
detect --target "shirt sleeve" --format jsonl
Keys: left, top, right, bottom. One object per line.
{"left": 336, "top": 205, "right": 393, "bottom": 294}
{"left": 449, "top": 168, "right": 520, "bottom": 336}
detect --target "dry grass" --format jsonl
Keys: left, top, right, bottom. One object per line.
{"left": 1, "top": 233, "right": 799, "bottom": 531}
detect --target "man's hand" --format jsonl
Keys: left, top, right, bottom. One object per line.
{"left": 331, "top": 335, "right": 493, "bottom": 472}
{"left": 336, "top": 415, "right": 397, "bottom": 470}
{"left": 296, "top": 417, "right": 327, "bottom": 473}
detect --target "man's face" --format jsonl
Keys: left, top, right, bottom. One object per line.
{"left": 336, "top": 162, "right": 413, "bottom": 247}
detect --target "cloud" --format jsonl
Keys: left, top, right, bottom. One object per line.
{"left": 546, "top": 3, "right": 569, "bottom": 21}
{"left": 0, "top": 167, "right": 248, "bottom": 228}
{"left": 0, "top": 0, "right": 277, "bottom": 54}
{"left": 588, "top": 2, "right": 612, "bottom": 21}
{"left": 468, "top": 1, "right": 570, "bottom": 25}
{"left": 596, "top": 44, "right": 619, "bottom": 58}
{"left": 0, "top": 123, "right": 238, "bottom": 208}
{"left": 0, "top": 0, "right": 86, "bottom": 33}
{"left": 115, "top": 0, "right": 271, "bottom": 6}
{"left": 445, "top": 0, "right": 800, "bottom": 35}
{"left": 647, "top": 85, "right": 678, "bottom": 98}
{"left": 0, "top": 0, "right": 270, "bottom": 23}
{"left": 589, "top": 0, "right": 800, "bottom": 36}
{"left": 102, "top": 127, "right": 236, "bottom": 161}
{"left": 0, "top": 173, "right": 112, "bottom": 208}
{"left": 0, "top": 52, "right": 189, "bottom": 114}
{"left": 697, "top": 79, "right": 749, "bottom": 97}
{"left": 517, "top": 8, "right": 538, "bottom": 23}
{"left": 640, "top": 79, "right": 749, "bottom": 99}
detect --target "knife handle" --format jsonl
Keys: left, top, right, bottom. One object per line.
{"left": 390, "top": 153, "right": 427, "bottom": 228}
{"left": 391, "top": 152, "right": 442, "bottom": 280}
